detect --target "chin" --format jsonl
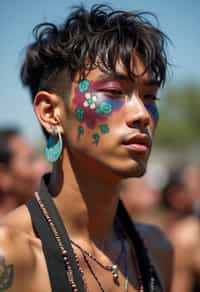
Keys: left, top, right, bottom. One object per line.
{"left": 111, "top": 159, "right": 147, "bottom": 179}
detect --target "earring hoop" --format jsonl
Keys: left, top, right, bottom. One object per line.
{"left": 45, "top": 127, "right": 63, "bottom": 163}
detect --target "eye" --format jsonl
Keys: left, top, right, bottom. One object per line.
{"left": 99, "top": 88, "right": 124, "bottom": 96}
{"left": 143, "top": 94, "right": 160, "bottom": 102}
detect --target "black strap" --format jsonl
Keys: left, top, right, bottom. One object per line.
{"left": 26, "top": 180, "right": 85, "bottom": 292}
{"left": 27, "top": 198, "right": 72, "bottom": 291}
{"left": 38, "top": 180, "right": 85, "bottom": 291}
{"left": 27, "top": 176, "right": 162, "bottom": 292}
{"left": 117, "top": 201, "right": 163, "bottom": 292}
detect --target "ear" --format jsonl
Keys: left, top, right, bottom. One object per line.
{"left": 34, "top": 91, "right": 64, "bottom": 135}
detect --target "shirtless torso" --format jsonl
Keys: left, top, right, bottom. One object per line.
{"left": 0, "top": 198, "right": 173, "bottom": 292}
{"left": 0, "top": 4, "right": 173, "bottom": 291}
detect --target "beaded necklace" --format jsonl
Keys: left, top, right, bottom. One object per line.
{"left": 71, "top": 238, "right": 123, "bottom": 282}
{"left": 71, "top": 235, "right": 130, "bottom": 292}
{"left": 34, "top": 191, "right": 157, "bottom": 291}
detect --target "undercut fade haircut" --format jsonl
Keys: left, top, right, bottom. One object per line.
{"left": 20, "top": 4, "right": 169, "bottom": 101}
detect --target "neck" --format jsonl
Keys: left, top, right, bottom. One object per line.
{"left": 48, "top": 151, "right": 122, "bottom": 242}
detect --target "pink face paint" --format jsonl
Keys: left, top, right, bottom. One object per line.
{"left": 73, "top": 80, "right": 124, "bottom": 129}
{"left": 90, "top": 79, "right": 122, "bottom": 91}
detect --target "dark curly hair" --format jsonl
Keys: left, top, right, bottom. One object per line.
{"left": 20, "top": 4, "right": 169, "bottom": 101}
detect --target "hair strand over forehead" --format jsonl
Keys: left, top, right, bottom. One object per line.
{"left": 20, "top": 4, "right": 169, "bottom": 100}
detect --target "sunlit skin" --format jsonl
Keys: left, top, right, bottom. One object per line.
{"left": 40, "top": 58, "right": 163, "bottom": 291}
{"left": 74, "top": 79, "right": 125, "bottom": 144}
{"left": 73, "top": 77, "right": 159, "bottom": 145}
{"left": 61, "top": 57, "right": 160, "bottom": 183}
{"left": 0, "top": 56, "right": 173, "bottom": 292}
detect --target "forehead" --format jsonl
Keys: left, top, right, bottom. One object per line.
{"left": 74, "top": 53, "right": 159, "bottom": 87}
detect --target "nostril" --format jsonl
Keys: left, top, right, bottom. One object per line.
{"left": 126, "top": 110, "right": 150, "bottom": 128}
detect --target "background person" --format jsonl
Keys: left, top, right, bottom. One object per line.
{"left": 161, "top": 165, "right": 200, "bottom": 292}
{"left": 0, "top": 126, "right": 49, "bottom": 217}
{"left": 121, "top": 164, "right": 200, "bottom": 292}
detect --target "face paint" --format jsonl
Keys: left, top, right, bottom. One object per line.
{"left": 73, "top": 79, "right": 124, "bottom": 144}
{"left": 145, "top": 104, "right": 159, "bottom": 123}
{"left": 129, "top": 94, "right": 159, "bottom": 123}
{"left": 78, "top": 125, "right": 84, "bottom": 138}
{"left": 92, "top": 133, "right": 100, "bottom": 145}
{"left": 75, "top": 108, "right": 84, "bottom": 121}
{"left": 99, "top": 124, "right": 109, "bottom": 134}
{"left": 78, "top": 79, "right": 90, "bottom": 92}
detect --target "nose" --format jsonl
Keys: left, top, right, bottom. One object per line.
{"left": 125, "top": 95, "right": 150, "bottom": 128}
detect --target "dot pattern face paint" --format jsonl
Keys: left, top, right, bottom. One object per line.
{"left": 75, "top": 108, "right": 84, "bottom": 121}
{"left": 92, "top": 133, "right": 100, "bottom": 145}
{"left": 99, "top": 124, "right": 109, "bottom": 134}
{"left": 145, "top": 104, "right": 159, "bottom": 123}
{"left": 73, "top": 79, "right": 124, "bottom": 144}
{"left": 78, "top": 125, "right": 84, "bottom": 138}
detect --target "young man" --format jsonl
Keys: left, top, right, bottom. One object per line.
{"left": 0, "top": 5, "right": 173, "bottom": 292}
{"left": 0, "top": 127, "right": 49, "bottom": 217}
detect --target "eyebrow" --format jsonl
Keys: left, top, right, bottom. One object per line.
{"left": 97, "top": 72, "right": 130, "bottom": 82}
{"left": 97, "top": 72, "right": 161, "bottom": 87}
{"left": 143, "top": 79, "right": 161, "bottom": 87}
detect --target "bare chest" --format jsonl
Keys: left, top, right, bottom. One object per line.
{"left": 32, "top": 244, "right": 144, "bottom": 292}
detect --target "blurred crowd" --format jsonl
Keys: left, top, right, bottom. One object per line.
{"left": 121, "top": 164, "right": 200, "bottom": 292}
{"left": 0, "top": 126, "right": 50, "bottom": 217}
{"left": 0, "top": 125, "right": 200, "bottom": 292}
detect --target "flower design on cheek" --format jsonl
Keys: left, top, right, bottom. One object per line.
{"left": 78, "top": 79, "right": 90, "bottom": 92}
{"left": 83, "top": 93, "right": 97, "bottom": 109}
{"left": 96, "top": 101, "right": 113, "bottom": 115}
{"left": 75, "top": 108, "right": 84, "bottom": 121}
{"left": 74, "top": 79, "right": 124, "bottom": 145}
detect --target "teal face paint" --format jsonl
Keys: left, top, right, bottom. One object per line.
{"left": 78, "top": 79, "right": 90, "bottom": 92}
{"left": 92, "top": 133, "right": 100, "bottom": 145}
{"left": 78, "top": 125, "right": 84, "bottom": 138}
{"left": 75, "top": 108, "right": 84, "bottom": 121}
{"left": 73, "top": 79, "right": 124, "bottom": 144}
{"left": 95, "top": 101, "right": 113, "bottom": 115}
{"left": 99, "top": 124, "right": 109, "bottom": 134}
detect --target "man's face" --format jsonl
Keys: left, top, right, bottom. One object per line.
{"left": 5, "top": 135, "right": 49, "bottom": 203}
{"left": 62, "top": 56, "right": 160, "bottom": 179}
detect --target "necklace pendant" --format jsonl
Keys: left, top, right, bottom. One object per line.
{"left": 111, "top": 264, "right": 119, "bottom": 281}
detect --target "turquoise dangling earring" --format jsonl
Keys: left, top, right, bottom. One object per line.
{"left": 45, "top": 127, "right": 63, "bottom": 163}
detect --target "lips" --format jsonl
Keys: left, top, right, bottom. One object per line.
{"left": 122, "top": 134, "right": 152, "bottom": 153}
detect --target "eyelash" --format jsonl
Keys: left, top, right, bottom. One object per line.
{"left": 98, "top": 90, "right": 159, "bottom": 102}
{"left": 99, "top": 88, "right": 123, "bottom": 95}
{"left": 143, "top": 94, "right": 160, "bottom": 101}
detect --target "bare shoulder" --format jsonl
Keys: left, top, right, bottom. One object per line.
{"left": 0, "top": 205, "right": 40, "bottom": 291}
{"left": 135, "top": 221, "right": 173, "bottom": 292}
{"left": 170, "top": 216, "right": 200, "bottom": 273}
{"left": 170, "top": 215, "right": 200, "bottom": 248}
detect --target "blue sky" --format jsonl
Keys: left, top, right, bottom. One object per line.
{"left": 1, "top": 0, "right": 200, "bottom": 144}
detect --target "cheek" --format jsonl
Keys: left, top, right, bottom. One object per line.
{"left": 72, "top": 83, "right": 124, "bottom": 145}
{"left": 144, "top": 104, "right": 159, "bottom": 124}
